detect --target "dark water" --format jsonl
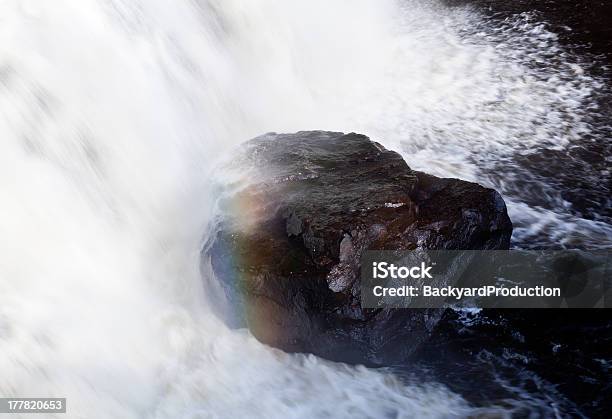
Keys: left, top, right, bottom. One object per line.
{"left": 464, "top": 0, "right": 611, "bottom": 249}
{"left": 478, "top": 1, "right": 611, "bottom": 229}
{"left": 408, "top": 309, "right": 612, "bottom": 417}
{"left": 445, "top": 0, "right": 612, "bottom": 60}
{"left": 406, "top": 2, "right": 612, "bottom": 417}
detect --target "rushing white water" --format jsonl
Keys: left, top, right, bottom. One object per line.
{"left": 0, "top": 0, "right": 606, "bottom": 418}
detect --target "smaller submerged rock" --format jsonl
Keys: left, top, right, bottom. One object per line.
{"left": 205, "top": 131, "right": 512, "bottom": 365}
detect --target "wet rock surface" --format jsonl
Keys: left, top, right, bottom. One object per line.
{"left": 206, "top": 131, "right": 512, "bottom": 365}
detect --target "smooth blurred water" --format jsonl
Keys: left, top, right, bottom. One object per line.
{"left": 0, "top": 1, "right": 608, "bottom": 417}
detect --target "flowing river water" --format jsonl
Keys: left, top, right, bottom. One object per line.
{"left": 0, "top": 1, "right": 610, "bottom": 417}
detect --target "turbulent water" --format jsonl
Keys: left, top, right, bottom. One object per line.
{"left": 0, "top": 0, "right": 609, "bottom": 418}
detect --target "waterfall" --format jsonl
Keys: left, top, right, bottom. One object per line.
{"left": 0, "top": 1, "right": 605, "bottom": 417}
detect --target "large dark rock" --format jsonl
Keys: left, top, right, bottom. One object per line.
{"left": 205, "top": 131, "right": 512, "bottom": 365}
